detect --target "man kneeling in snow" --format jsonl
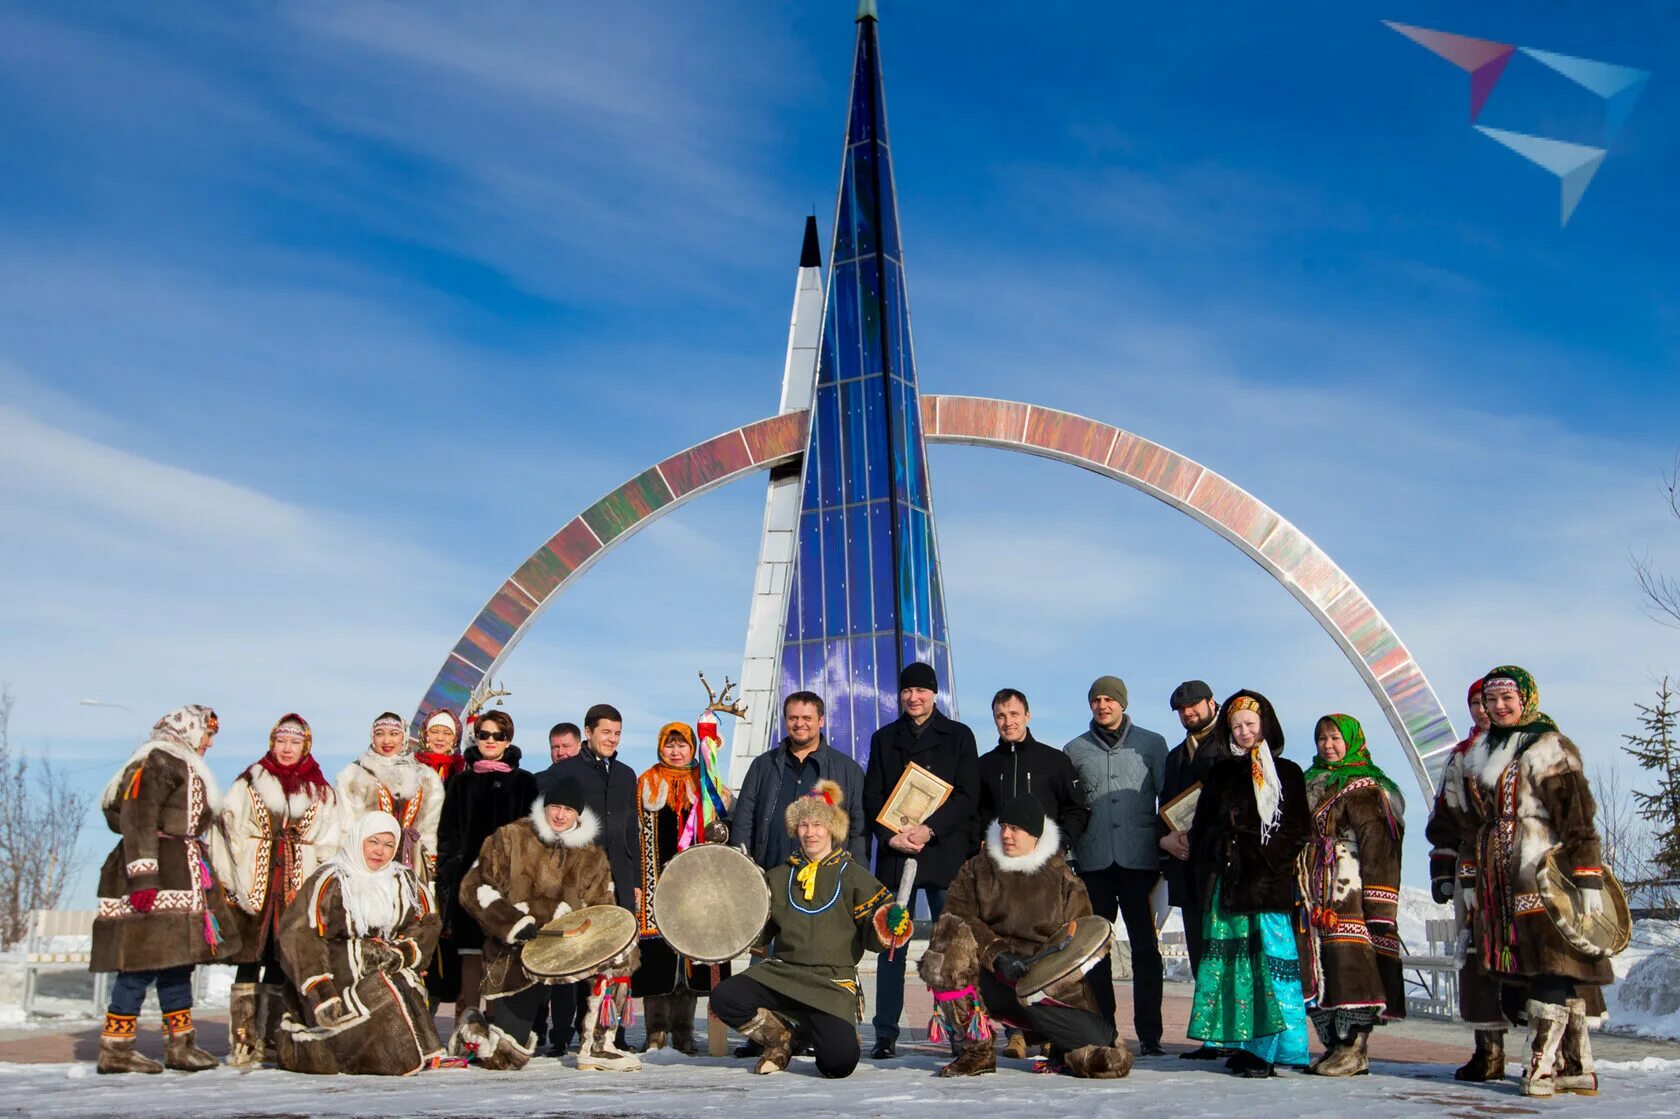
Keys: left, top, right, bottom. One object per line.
{"left": 919, "top": 796, "right": 1132, "bottom": 1079}
{"left": 452, "top": 777, "right": 640, "bottom": 1071}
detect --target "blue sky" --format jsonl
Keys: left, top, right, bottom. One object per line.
{"left": 1, "top": 1, "right": 1676, "bottom": 904}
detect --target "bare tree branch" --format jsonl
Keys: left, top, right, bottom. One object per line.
{"left": 0, "top": 686, "right": 89, "bottom": 948}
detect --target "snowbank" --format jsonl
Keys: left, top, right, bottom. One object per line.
{"left": 1604, "top": 920, "right": 1680, "bottom": 1041}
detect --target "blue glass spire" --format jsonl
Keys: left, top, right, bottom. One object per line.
{"left": 777, "top": 9, "right": 955, "bottom": 766}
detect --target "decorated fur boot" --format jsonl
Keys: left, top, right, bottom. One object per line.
{"left": 227, "top": 983, "right": 262, "bottom": 1068}
{"left": 1520, "top": 1000, "right": 1570, "bottom": 1099}
{"left": 1003, "top": 1029, "right": 1029, "bottom": 1060}
{"left": 1307, "top": 1015, "right": 1346, "bottom": 1074}
{"left": 1554, "top": 998, "right": 1598, "bottom": 1096}
{"left": 255, "top": 983, "right": 285, "bottom": 1064}
{"left": 1313, "top": 1026, "right": 1370, "bottom": 1077}
{"left": 740, "top": 1008, "right": 793, "bottom": 1075}
{"left": 929, "top": 988, "right": 995, "bottom": 1077}
{"left": 667, "top": 990, "right": 700, "bottom": 1056}
{"left": 1063, "top": 1043, "right": 1133, "bottom": 1079}
{"left": 162, "top": 1009, "right": 217, "bottom": 1072}
{"left": 97, "top": 1014, "right": 163, "bottom": 1075}
{"left": 577, "top": 982, "right": 642, "bottom": 1072}
{"left": 639, "top": 995, "right": 670, "bottom": 1052}
{"left": 451, "top": 1007, "right": 537, "bottom": 1071}
{"left": 1454, "top": 1029, "right": 1507, "bottom": 1082}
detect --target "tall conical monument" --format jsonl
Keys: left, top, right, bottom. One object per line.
{"left": 767, "top": 3, "right": 956, "bottom": 767}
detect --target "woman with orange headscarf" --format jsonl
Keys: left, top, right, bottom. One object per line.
{"left": 630, "top": 721, "right": 732, "bottom": 1054}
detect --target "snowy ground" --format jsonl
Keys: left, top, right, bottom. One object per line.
{"left": 2, "top": 1048, "right": 1677, "bottom": 1119}
{"left": 1604, "top": 920, "right": 1680, "bottom": 1040}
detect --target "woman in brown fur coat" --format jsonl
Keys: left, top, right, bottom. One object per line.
{"left": 1466, "top": 666, "right": 1612, "bottom": 1098}
{"left": 91, "top": 704, "right": 239, "bottom": 1074}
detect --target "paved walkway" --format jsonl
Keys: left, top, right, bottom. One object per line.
{"left": 6, "top": 980, "right": 1676, "bottom": 1068}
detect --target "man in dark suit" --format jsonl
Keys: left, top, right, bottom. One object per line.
{"left": 862, "top": 662, "right": 980, "bottom": 1059}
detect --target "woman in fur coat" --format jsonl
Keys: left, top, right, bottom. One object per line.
{"left": 1186, "top": 689, "right": 1312, "bottom": 1078}
{"left": 91, "top": 704, "right": 240, "bottom": 1074}
{"left": 1299, "top": 713, "right": 1406, "bottom": 1077}
{"left": 452, "top": 777, "right": 636, "bottom": 1073}
{"left": 631, "top": 721, "right": 732, "bottom": 1054}
{"left": 436, "top": 709, "right": 539, "bottom": 1021}
{"left": 919, "top": 795, "right": 1132, "bottom": 1080}
{"left": 216, "top": 713, "right": 340, "bottom": 1067}
{"left": 336, "top": 712, "right": 445, "bottom": 882}
{"left": 1467, "top": 666, "right": 1612, "bottom": 1098}
{"left": 275, "top": 810, "right": 449, "bottom": 1076}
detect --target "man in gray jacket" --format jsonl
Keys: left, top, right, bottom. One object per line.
{"left": 1065, "top": 675, "right": 1169, "bottom": 1056}
{"left": 732, "top": 691, "right": 869, "bottom": 869}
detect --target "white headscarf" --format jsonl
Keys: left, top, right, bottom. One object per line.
{"left": 101, "top": 704, "right": 222, "bottom": 811}
{"left": 1247, "top": 740, "right": 1284, "bottom": 846}
{"left": 326, "top": 810, "right": 418, "bottom": 937}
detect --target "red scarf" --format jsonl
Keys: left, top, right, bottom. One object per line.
{"left": 415, "top": 751, "right": 466, "bottom": 781}
{"left": 256, "top": 752, "right": 330, "bottom": 801}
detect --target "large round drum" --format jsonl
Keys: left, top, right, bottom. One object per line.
{"left": 651, "top": 844, "right": 770, "bottom": 964}
{"left": 1538, "top": 848, "right": 1631, "bottom": 958}
{"left": 522, "top": 904, "right": 638, "bottom": 981}
{"left": 1017, "top": 916, "right": 1113, "bottom": 1004}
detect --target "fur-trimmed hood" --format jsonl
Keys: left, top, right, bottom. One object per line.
{"left": 528, "top": 797, "right": 601, "bottom": 849}
{"left": 983, "top": 817, "right": 1062, "bottom": 874}
{"left": 101, "top": 734, "right": 222, "bottom": 813}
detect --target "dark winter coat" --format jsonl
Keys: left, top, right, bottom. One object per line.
{"left": 1465, "top": 730, "right": 1615, "bottom": 986}
{"left": 436, "top": 745, "right": 540, "bottom": 949}
{"left": 974, "top": 732, "right": 1090, "bottom": 853}
{"left": 92, "top": 743, "right": 243, "bottom": 973}
{"left": 933, "top": 817, "right": 1097, "bottom": 1014}
{"left": 274, "top": 863, "right": 442, "bottom": 1075}
{"left": 538, "top": 747, "right": 639, "bottom": 911}
{"left": 1158, "top": 726, "right": 1221, "bottom": 908}
{"left": 1188, "top": 748, "right": 1310, "bottom": 914}
{"left": 458, "top": 802, "right": 623, "bottom": 1001}
{"left": 1065, "top": 716, "right": 1171, "bottom": 872}
{"left": 1301, "top": 774, "right": 1406, "bottom": 1020}
{"left": 732, "top": 736, "right": 869, "bottom": 868}
{"left": 751, "top": 848, "right": 893, "bottom": 1021}
{"left": 863, "top": 709, "right": 981, "bottom": 891}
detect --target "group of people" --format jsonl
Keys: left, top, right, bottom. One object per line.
{"left": 86, "top": 659, "right": 1612, "bottom": 1099}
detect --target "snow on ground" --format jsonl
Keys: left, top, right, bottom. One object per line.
{"left": 2, "top": 1049, "right": 1678, "bottom": 1119}
{"left": 1605, "top": 920, "right": 1680, "bottom": 1041}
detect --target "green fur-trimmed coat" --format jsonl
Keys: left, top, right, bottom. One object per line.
{"left": 274, "top": 863, "right": 442, "bottom": 1075}
{"left": 92, "top": 743, "right": 243, "bottom": 974}
{"left": 457, "top": 801, "right": 624, "bottom": 1001}
{"left": 935, "top": 817, "right": 1098, "bottom": 1013}
{"left": 750, "top": 848, "right": 893, "bottom": 1022}
{"left": 1465, "top": 730, "right": 1614, "bottom": 986}
{"left": 1300, "top": 774, "right": 1406, "bottom": 1019}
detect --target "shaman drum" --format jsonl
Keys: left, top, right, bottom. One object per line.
{"left": 1016, "top": 915, "right": 1113, "bottom": 1005}
{"left": 521, "top": 904, "right": 639, "bottom": 982}
{"left": 1537, "top": 848, "right": 1631, "bottom": 958}
{"left": 651, "top": 844, "right": 770, "bottom": 964}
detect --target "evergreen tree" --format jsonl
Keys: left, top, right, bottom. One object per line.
{"left": 1622, "top": 677, "right": 1680, "bottom": 877}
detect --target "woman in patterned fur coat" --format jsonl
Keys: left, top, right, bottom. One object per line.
{"left": 215, "top": 713, "right": 340, "bottom": 1067}
{"left": 1298, "top": 713, "right": 1405, "bottom": 1077}
{"left": 337, "top": 712, "right": 445, "bottom": 882}
{"left": 1465, "top": 666, "right": 1612, "bottom": 1099}
{"left": 91, "top": 704, "right": 240, "bottom": 1074}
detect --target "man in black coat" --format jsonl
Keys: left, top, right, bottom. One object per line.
{"left": 975, "top": 687, "right": 1089, "bottom": 850}
{"left": 862, "top": 662, "right": 980, "bottom": 1059}
{"left": 536, "top": 702, "right": 638, "bottom": 1054}
{"left": 733, "top": 690, "right": 869, "bottom": 869}
{"left": 1156, "top": 680, "right": 1223, "bottom": 1060}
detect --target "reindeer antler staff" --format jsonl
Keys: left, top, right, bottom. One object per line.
{"left": 697, "top": 671, "right": 748, "bottom": 720}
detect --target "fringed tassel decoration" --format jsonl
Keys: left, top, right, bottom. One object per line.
{"left": 966, "top": 1007, "right": 993, "bottom": 1041}
{"left": 926, "top": 1014, "right": 945, "bottom": 1044}
{"left": 594, "top": 977, "right": 634, "bottom": 1028}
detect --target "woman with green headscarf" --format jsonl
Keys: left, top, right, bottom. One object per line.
{"left": 1299, "top": 713, "right": 1406, "bottom": 1077}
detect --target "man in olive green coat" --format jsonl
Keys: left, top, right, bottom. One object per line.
{"left": 709, "top": 780, "right": 911, "bottom": 1078}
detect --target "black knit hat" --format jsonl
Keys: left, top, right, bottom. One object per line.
{"left": 544, "top": 776, "right": 585, "bottom": 812}
{"left": 996, "top": 795, "right": 1045, "bottom": 838}
{"left": 899, "top": 661, "right": 938, "bottom": 692}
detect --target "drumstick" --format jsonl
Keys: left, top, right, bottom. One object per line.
{"left": 887, "top": 858, "right": 917, "bottom": 960}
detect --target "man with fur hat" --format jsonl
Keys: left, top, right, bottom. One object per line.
{"left": 91, "top": 705, "right": 241, "bottom": 1074}
{"left": 215, "top": 713, "right": 339, "bottom": 1067}
{"left": 452, "top": 776, "right": 641, "bottom": 1073}
{"left": 920, "top": 795, "right": 1133, "bottom": 1080}
{"left": 709, "top": 780, "right": 912, "bottom": 1079}
{"left": 862, "top": 661, "right": 980, "bottom": 1058}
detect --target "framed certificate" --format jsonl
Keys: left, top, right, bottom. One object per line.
{"left": 875, "top": 761, "right": 953, "bottom": 832}
{"left": 1159, "top": 782, "right": 1201, "bottom": 833}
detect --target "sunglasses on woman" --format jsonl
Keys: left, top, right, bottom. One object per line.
{"left": 476, "top": 730, "right": 509, "bottom": 742}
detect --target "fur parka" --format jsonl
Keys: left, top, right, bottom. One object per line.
{"left": 214, "top": 765, "right": 340, "bottom": 965}
{"left": 925, "top": 818, "right": 1097, "bottom": 1013}
{"left": 336, "top": 751, "right": 444, "bottom": 880}
{"left": 1189, "top": 749, "right": 1310, "bottom": 914}
{"left": 457, "top": 801, "right": 623, "bottom": 1001}
{"left": 1300, "top": 774, "right": 1406, "bottom": 1019}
